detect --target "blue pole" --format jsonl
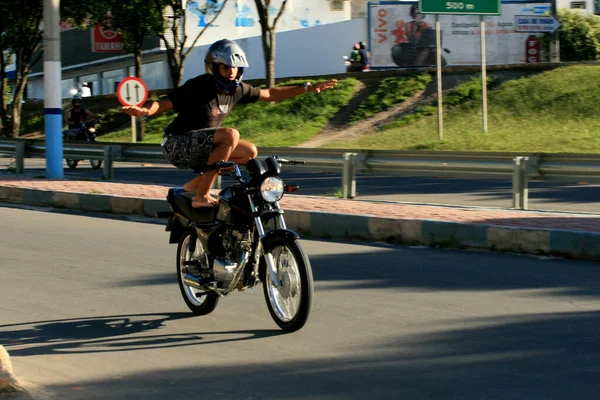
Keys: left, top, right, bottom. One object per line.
{"left": 43, "top": 0, "right": 63, "bottom": 179}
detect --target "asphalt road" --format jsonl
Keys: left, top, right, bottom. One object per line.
{"left": 3, "top": 158, "right": 600, "bottom": 213}
{"left": 1, "top": 205, "right": 600, "bottom": 399}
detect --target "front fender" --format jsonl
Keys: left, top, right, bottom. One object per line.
{"left": 261, "top": 229, "right": 300, "bottom": 251}
{"left": 259, "top": 229, "right": 300, "bottom": 283}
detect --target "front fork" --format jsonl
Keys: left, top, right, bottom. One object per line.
{"left": 251, "top": 197, "right": 287, "bottom": 288}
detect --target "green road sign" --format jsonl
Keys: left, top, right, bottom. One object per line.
{"left": 419, "top": 0, "right": 501, "bottom": 15}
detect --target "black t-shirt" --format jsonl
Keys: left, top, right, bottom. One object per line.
{"left": 165, "top": 74, "right": 261, "bottom": 135}
{"left": 68, "top": 108, "right": 86, "bottom": 124}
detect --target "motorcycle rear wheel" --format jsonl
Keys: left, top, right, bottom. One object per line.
{"left": 66, "top": 159, "right": 79, "bottom": 169}
{"left": 263, "top": 238, "right": 314, "bottom": 333}
{"left": 176, "top": 232, "right": 219, "bottom": 315}
{"left": 90, "top": 159, "right": 103, "bottom": 170}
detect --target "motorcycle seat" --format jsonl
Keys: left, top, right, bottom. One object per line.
{"left": 167, "top": 187, "right": 217, "bottom": 223}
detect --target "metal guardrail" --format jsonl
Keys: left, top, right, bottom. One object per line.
{"left": 1, "top": 139, "right": 600, "bottom": 210}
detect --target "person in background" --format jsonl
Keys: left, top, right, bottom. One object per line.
{"left": 359, "top": 41, "right": 371, "bottom": 70}
{"left": 347, "top": 43, "right": 364, "bottom": 72}
{"left": 64, "top": 96, "right": 98, "bottom": 138}
{"left": 79, "top": 82, "right": 92, "bottom": 98}
{"left": 349, "top": 43, "right": 361, "bottom": 61}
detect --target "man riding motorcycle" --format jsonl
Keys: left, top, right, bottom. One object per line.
{"left": 64, "top": 96, "right": 98, "bottom": 139}
{"left": 121, "top": 39, "right": 337, "bottom": 208}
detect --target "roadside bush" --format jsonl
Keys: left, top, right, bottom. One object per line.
{"left": 553, "top": 10, "right": 600, "bottom": 61}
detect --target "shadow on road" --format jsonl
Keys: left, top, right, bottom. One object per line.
{"left": 0, "top": 313, "right": 282, "bottom": 357}
{"left": 308, "top": 242, "right": 600, "bottom": 295}
{"left": 23, "top": 310, "right": 600, "bottom": 400}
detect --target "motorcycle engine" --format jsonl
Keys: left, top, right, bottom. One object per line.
{"left": 211, "top": 228, "right": 252, "bottom": 289}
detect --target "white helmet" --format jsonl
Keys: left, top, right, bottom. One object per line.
{"left": 204, "top": 39, "right": 249, "bottom": 94}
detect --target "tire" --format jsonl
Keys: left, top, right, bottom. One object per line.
{"left": 262, "top": 238, "right": 314, "bottom": 332}
{"left": 66, "top": 159, "right": 79, "bottom": 169}
{"left": 176, "top": 232, "right": 219, "bottom": 315}
{"left": 90, "top": 159, "right": 102, "bottom": 169}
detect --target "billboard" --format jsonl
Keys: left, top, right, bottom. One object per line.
{"left": 368, "top": 1, "right": 551, "bottom": 68}
{"left": 91, "top": 24, "right": 124, "bottom": 53}
{"left": 183, "top": 0, "right": 351, "bottom": 48}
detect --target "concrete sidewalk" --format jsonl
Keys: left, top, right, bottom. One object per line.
{"left": 1, "top": 174, "right": 599, "bottom": 261}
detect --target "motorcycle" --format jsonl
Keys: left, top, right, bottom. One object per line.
{"left": 158, "top": 156, "right": 314, "bottom": 333}
{"left": 344, "top": 56, "right": 370, "bottom": 73}
{"left": 391, "top": 28, "right": 451, "bottom": 67}
{"left": 62, "top": 119, "right": 102, "bottom": 170}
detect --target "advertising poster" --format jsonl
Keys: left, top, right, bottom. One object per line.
{"left": 91, "top": 24, "right": 124, "bottom": 53}
{"left": 368, "top": 1, "right": 551, "bottom": 68}
{"left": 185, "top": 0, "right": 345, "bottom": 44}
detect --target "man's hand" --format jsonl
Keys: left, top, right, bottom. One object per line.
{"left": 121, "top": 105, "right": 150, "bottom": 117}
{"left": 310, "top": 79, "right": 338, "bottom": 93}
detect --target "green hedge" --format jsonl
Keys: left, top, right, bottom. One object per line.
{"left": 554, "top": 10, "right": 600, "bottom": 61}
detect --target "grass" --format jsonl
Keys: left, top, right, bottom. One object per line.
{"left": 350, "top": 73, "right": 433, "bottom": 124}
{"left": 98, "top": 78, "right": 358, "bottom": 146}
{"left": 326, "top": 65, "right": 600, "bottom": 153}
{"left": 381, "top": 76, "right": 500, "bottom": 131}
{"left": 16, "top": 65, "right": 600, "bottom": 154}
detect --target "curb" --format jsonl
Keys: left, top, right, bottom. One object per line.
{"left": 1, "top": 186, "right": 600, "bottom": 261}
{"left": 0, "top": 345, "right": 22, "bottom": 393}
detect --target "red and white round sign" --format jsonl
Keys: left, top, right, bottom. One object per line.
{"left": 116, "top": 77, "right": 148, "bottom": 107}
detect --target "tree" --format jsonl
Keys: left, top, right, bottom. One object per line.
{"left": 155, "top": 0, "right": 230, "bottom": 87}
{"left": 94, "top": 1, "right": 164, "bottom": 82}
{"left": 0, "top": 0, "right": 95, "bottom": 137}
{"left": 0, "top": 6, "right": 13, "bottom": 136}
{"left": 98, "top": 0, "right": 166, "bottom": 141}
{"left": 254, "top": 0, "right": 289, "bottom": 88}
{"left": 0, "top": 0, "right": 44, "bottom": 137}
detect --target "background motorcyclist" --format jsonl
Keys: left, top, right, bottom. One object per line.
{"left": 347, "top": 43, "right": 362, "bottom": 72}
{"left": 347, "top": 42, "right": 370, "bottom": 72}
{"left": 359, "top": 42, "right": 371, "bottom": 70}
{"left": 64, "top": 96, "right": 98, "bottom": 139}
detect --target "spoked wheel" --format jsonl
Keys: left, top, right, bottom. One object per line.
{"left": 263, "top": 238, "right": 314, "bottom": 333}
{"left": 176, "top": 232, "right": 219, "bottom": 315}
{"left": 66, "top": 159, "right": 79, "bottom": 169}
{"left": 90, "top": 159, "right": 102, "bottom": 169}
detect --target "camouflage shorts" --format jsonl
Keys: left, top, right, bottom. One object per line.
{"left": 161, "top": 128, "right": 217, "bottom": 173}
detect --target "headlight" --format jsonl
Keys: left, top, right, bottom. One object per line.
{"left": 88, "top": 127, "right": 96, "bottom": 133}
{"left": 260, "top": 177, "right": 284, "bottom": 202}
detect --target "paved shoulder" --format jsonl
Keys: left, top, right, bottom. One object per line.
{"left": 1, "top": 175, "right": 599, "bottom": 260}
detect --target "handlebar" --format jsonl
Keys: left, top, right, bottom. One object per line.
{"left": 197, "top": 160, "right": 237, "bottom": 175}
{"left": 273, "top": 156, "right": 306, "bottom": 165}
{"left": 198, "top": 157, "right": 305, "bottom": 177}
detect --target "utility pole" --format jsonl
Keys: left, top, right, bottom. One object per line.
{"left": 551, "top": 0, "right": 560, "bottom": 62}
{"left": 43, "top": 0, "right": 64, "bottom": 178}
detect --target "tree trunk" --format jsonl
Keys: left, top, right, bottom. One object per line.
{"left": 0, "top": 52, "right": 9, "bottom": 136}
{"left": 267, "top": 30, "right": 276, "bottom": 88}
{"left": 167, "top": 47, "right": 182, "bottom": 87}
{"left": 135, "top": 52, "right": 142, "bottom": 80}
{"left": 10, "top": 70, "right": 27, "bottom": 137}
{"left": 10, "top": 88, "right": 23, "bottom": 138}
{"left": 0, "top": 75, "right": 8, "bottom": 136}
{"left": 262, "top": 28, "right": 276, "bottom": 88}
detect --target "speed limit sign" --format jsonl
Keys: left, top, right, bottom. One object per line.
{"left": 116, "top": 77, "right": 148, "bottom": 107}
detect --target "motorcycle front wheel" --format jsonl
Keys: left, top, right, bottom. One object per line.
{"left": 90, "top": 159, "right": 103, "bottom": 170}
{"left": 262, "top": 237, "right": 314, "bottom": 333}
{"left": 176, "top": 232, "right": 219, "bottom": 315}
{"left": 66, "top": 159, "right": 79, "bottom": 169}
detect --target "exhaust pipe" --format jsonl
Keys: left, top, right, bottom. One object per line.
{"left": 182, "top": 274, "right": 210, "bottom": 290}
